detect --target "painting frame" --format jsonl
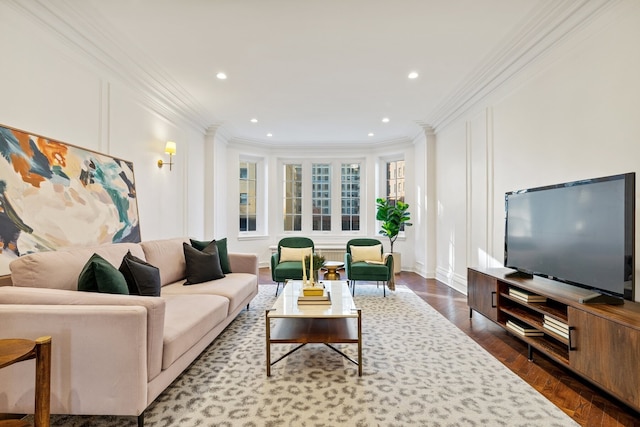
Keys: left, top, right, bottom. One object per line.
{"left": 0, "top": 124, "right": 141, "bottom": 275}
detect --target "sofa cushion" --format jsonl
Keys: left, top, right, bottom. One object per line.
{"left": 190, "top": 238, "right": 232, "bottom": 274}
{"left": 183, "top": 243, "right": 225, "bottom": 284}
{"left": 161, "top": 294, "right": 229, "bottom": 369}
{"left": 78, "top": 254, "right": 129, "bottom": 295}
{"left": 140, "top": 238, "right": 189, "bottom": 286}
{"left": 9, "top": 243, "right": 146, "bottom": 291}
{"left": 162, "top": 273, "right": 257, "bottom": 315}
{"left": 119, "top": 251, "right": 161, "bottom": 296}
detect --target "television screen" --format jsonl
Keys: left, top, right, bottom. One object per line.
{"left": 505, "top": 173, "right": 635, "bottom": 301}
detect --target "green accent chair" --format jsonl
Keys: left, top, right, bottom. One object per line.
{"left": 271, "top": 237, "right": 315, "bottom": 296}
{"left": 345, "top": 238, "right": 393, "bottom": 297}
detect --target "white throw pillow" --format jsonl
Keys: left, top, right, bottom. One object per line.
{"left": 279, "top": 246, "right": 313, "bottom": 262}
{"left": 350, "top": 244, "right": 383, "bottom": 263}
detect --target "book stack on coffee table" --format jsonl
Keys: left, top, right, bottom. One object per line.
{"left": 298, "top": 285, "right": 331, "bottom": 305}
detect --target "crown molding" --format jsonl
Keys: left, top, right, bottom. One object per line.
{"left": 228, "top": 135, "right": 413, "bottom": 152}
{"left": 7, "top": 0, "right": 214, "bottom": 133}
{"left": 425, "top": 0, "right": 621, "bottom": 133}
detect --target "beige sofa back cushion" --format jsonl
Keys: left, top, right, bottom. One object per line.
{"left": 140, "top": 238, "right": 189, "bottom": 286}
{"left": 9, "top": 243, "right": 145, "bottom": 291}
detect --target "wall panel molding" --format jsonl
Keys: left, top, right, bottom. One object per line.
{"left": 7, "top": 0, "right": 212, "bottom": 133}
{"left": 427, "top": 0, "right": 620, "bottom": 132}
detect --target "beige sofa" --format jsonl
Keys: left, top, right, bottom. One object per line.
{"left": 0, "top": 237, "right": 258, "bottom": 426}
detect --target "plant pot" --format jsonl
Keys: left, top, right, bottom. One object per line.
{"left": 392, "top": 252, "right": 401, "bottom": 274}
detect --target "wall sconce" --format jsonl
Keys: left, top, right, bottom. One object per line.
{"left": 157, "top": 141, "right": 176, "bottom": 171}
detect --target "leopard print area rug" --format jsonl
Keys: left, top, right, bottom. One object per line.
{"left": 45, "top": 284, "right": 577, "bottom": 426}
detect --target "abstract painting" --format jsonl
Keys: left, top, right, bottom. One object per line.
{"left": 0, "top": 124, "right": 140, "bottom": 275}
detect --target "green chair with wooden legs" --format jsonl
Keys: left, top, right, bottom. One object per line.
{"left": 345, "top": 238, "right": 393, "bottom": 297}
{"left": 271, "top": 237, "right": 315, "bottom": 296}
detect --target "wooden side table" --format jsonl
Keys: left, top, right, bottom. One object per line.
{"left": 0, "top": 336, "right": 52, "bottom": 427}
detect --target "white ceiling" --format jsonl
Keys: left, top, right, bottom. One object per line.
{"left": 15, "top": 0, "right": 611, "bottom": 145}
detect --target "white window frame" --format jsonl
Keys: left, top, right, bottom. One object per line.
{"left": 238, "top": 155, "right": 266, "bottom": 237}
{"left": 277, "top": 158, "right": 366, "bottom": 236}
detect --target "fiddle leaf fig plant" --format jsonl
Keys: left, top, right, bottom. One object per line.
{"left": 376, "top": 198, "right": 412, "bottom": 253}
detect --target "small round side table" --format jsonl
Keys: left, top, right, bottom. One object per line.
{"left": 323, "top": 261, "right": 344, "bottom": 280}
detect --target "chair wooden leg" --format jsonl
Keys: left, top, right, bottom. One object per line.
{"left": 351, "top": 280, "right": 356, "bottom": 296}
{"left": 34, "top": 336, "right": 51, "bottom": 427}
{"left": 275, "top": 282, "right": 280, "bottom": 296}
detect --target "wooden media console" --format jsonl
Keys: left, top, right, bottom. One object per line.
{"left": 468, "top": 267, "right": 640, "bottom": 413}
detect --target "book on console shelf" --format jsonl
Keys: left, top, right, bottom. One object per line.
{"left": 508, "top": 287, "right": 547, "bottom": 303}
{"left": 543, "top": 315, "right": 569, "bottom": 330}
{"left": 543, "top": 322, "right": 569, "bottom": 339}
{"left": 506, "top": 319, "right": 544, "bottom": 337}
{"left": 297, "top": 291, "right": 332, "bottom": 305}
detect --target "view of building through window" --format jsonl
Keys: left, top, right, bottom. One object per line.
{"left": 283, "top": 164, "right": 303, "bottom": 231}
{"left": 239, "top": 161, "right": 257, "bottom": 231}
{"left": 312, "top": 164, "right": 331, "bottom": 231}
{"left": 341, "top": 163, "right": 360, "bottom": 231}
{"left": 386, "top": 159, "right": 406, "bottom": 231}
{"left": 386, "top": 160, "right": 405, "bottom": 204}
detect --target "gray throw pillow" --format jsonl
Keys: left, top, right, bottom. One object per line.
{"left": 119, "top": 251, "right": 161, "bottom": 296}
{"left": 183, "top": 242, "right": 225, "bottom": 285}
{"left": 190, "top": 237, "right": 232, "bottom": 274}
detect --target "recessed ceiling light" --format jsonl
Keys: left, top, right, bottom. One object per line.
{"left": 250, "top": 118, "right": 258, "bottom": 123}
{"left": 382, "top": 117, "right": 390, "bottom": 123}
{"left": 267, "top": 133, "right": 273, "bottom": 137}
{"left": 216, "top": 72, "right": 227, "bottom": 80}
{"left": 368, "top": 132, "right": 374, "bottom": 137}
{"left": 408, "top": 71, "right": 419, "bottom": 79}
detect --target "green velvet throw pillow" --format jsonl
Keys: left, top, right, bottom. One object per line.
{"left": 78, "top": 253, "right": 129, "bottom": 295}
{"left": 183, "top": 242, "right": 225, "bottom": 285}
{"left": 190, "top": 237, "right": 231, "bottom": 273}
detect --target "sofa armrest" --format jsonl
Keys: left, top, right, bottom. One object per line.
{"left": 0, "top": 304, "right": 148, "bottom": 416}
{"left": 0, "top": 286, "right": 164, "bottom": 382}
{"left": 228, "top": 252, "right": 258, "bottom": 276}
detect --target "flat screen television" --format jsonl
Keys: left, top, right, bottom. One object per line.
{"left": 504, "top": 173, "right": 635, "bottom": 304}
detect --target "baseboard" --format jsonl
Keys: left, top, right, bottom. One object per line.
{"left": 435, "top": 267, "right": 467, "bottom": 295}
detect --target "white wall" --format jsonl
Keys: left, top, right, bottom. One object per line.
{"left": 0, "top": 3, "right": 206, "bottom": 251}
{"left": 435, "top": 1, "right": 640, "bottom": 300}
{"left": 0, "top": 1, "right": 429, "bottom": 275}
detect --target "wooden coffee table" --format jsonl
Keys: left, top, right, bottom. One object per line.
{"left": 265, "top": 280, "right": 362, "bottom": 376}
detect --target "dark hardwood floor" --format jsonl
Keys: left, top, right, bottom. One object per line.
{"left": 259, "top": 268, "right": 640, "bottom": 427}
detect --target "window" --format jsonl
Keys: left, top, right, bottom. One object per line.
{"left": 283, "top": 163, "right": 302, "bottom": 231}
{"left": 239, "top": 161, "right": 257, "bottom": 231}
{"left": 341, "top": 163, "right": 360, "bottom": 231}
{"left": 280, "top": 160, "right": 363, "bottom": 234}
{"left": 386, "top": 160, "right": 405, "bottom": 204}
{"left": 386, "top": 159, "right": 406, "bottom": 231}
{"left": 312, "top": 164, "right": 331, "bottom": 231}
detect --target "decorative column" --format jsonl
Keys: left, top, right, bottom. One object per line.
{"left": 204, "top": 124, "right": 219, "bottom": 238}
